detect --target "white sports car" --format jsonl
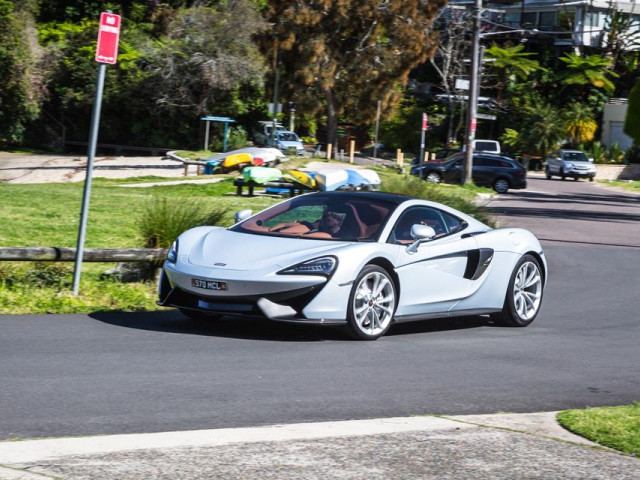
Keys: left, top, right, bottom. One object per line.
{"left": 159, "top": 192, "right": 547, "bottom": 340}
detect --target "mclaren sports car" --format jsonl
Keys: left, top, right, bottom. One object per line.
{"left": 158, "top": 191, "right": 547, "bottom": 340}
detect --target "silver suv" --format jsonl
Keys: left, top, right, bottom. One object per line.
{"left": 545, "top": 149, "right": 597, "bottom": 181}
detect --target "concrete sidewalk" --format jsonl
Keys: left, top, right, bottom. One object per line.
{"left": 0, "top": 412, "right": 636, "bottom": 480}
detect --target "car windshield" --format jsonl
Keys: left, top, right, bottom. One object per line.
{"left": 563, "top": 152, "right": 589, "bottom": 162}
{"left": 278, "top": 132, "right": 299, "bottom": 142}
{"left": 231, "top": 194, "right": 398, "bottom": 242}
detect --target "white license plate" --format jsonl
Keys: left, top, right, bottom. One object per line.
{"left": 191, "top": 278, "right": 227, "bottom": 291}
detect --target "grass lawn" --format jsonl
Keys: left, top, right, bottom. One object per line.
{"left": 597, "top": 180, "right": 640, "bottom": 192}
{"left": 557, "top": 403, "right": 640, "bottom": 456}
{"left": 0, "top": 161, "right": 493, "bottom": 314}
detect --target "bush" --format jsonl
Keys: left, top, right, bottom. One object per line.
{"left": 138, "top": 197, "right": 229, "bottom": 248}
{"left": 211, "top": 126, "right": 249, "bottom": 152}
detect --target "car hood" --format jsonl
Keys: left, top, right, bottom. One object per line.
{"left": 187, "top": 228, "right": 349, "bottom": 270}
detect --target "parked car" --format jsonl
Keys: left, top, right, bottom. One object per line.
{"left": 159, "top": 191, "right": 547, "bottom": 340}
{"left": 545, "top": 149, "right": 597, "bottom": 181}
{"left": 410, "top": 153, "right": 527, "bottom": 193}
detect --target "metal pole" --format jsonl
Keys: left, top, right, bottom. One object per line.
{"left": 204, "top": 120, "right": 210, "bottom": 150}
{"left": 464, "top": 0, "right": 482, "bottom": 185}
{"left": 373, "top": 100, "right": 381, "bottom": 158}
{"left": 72, "top": 63, "right": 106, "bottom": 296}
{"left": 289, "top": 108, "right": 295, "bottom": 132}
{"left": 223, "top": 122, "right": 229, "bottom": 152}
{"left": 271, "top": 48, "right": 281, "bottom": 147}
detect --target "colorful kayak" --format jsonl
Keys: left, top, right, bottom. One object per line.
{"left": 358, "top": 169, "right": 381, "bottom": 190}
{"left": 242, "top": 166, "right": 283, "bottom": 184}
{"left": 222, "top": 152, "right": 253, "bottom": 170}
{"left": 315, "top": 169, "right": 349, "bottom": 191}
{"left": 344, "top": 170, "right": 370, "bottom": 190}
{"left": 283, "top": 169, "right": 316, "bottom": 189}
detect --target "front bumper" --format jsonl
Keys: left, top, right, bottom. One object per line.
{"left": 159, "top": 262, "right": 350, "bottom": 325}
{"left": 567, "top": 169, "right": 596, "bottom": 178}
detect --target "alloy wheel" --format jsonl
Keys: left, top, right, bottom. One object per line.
{"left": 352, "top": 271, "right": 395, "bottom": 337}
{"left": 426, "top": 172, "right": 441, "bottom": 184}
{"left": 493, "top": 178, "right": 510, "bottom": 193}
{"left": 513, "top": 261, "right": 542, "bottom": 320}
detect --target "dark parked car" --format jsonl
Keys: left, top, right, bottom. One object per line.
{"left": 410, "top": 153, "right": 527, "bottom": 193}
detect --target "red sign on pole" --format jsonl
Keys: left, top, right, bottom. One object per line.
{"left": 95, "top": 12, "right": 121, "bottom": 64}
{"left": 471, "top": 117, "right": 477, "bottom": 133}
{"left": 422, "top": 113, "right": 428, "bottom": 131}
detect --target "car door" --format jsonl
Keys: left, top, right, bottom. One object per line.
{"left": 547, "top": 151, "right": 560, "bottom": 173}
{"left": 443, "top": 157, "right": 464, "bottom": 183}
{"left": 471, "top": 155, "right": 493, "bottom": 186}
{"left": 389, "top": 206, "right": 480, "bottom": 318}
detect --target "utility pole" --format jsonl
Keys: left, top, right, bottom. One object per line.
{"left": 270, "top": 45, "right": 281, "bottom": 147}
{"left": 373, "top": 100, "right": 381, "bottom": 158}
{"left": 463, "top": 0, "right": 482, "bottom": 185}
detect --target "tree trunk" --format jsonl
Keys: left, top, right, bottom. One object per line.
{"left": 324, "top": 88, "right": 339, "bottom": 160}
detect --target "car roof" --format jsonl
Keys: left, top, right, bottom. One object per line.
{"left": 559, "top": 149, "right": 584, "bottom": 153}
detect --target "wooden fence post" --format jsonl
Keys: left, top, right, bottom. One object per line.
{"left": 349, "top": 140, "right": 355, "bottom": 164}
{"left": 326, "top": 144, "right": 332, "bottom": 162}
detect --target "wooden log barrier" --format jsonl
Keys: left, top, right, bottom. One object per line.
{"left": 0, "top": 247, "right": 168, "bottom": 262}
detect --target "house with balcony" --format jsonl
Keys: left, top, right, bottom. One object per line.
{"left": 451, "top": 0, "right": 640, "bottom": 50}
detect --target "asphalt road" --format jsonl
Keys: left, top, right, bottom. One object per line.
{"left": 1, "top": 176, "right": 639, "bottom": 440}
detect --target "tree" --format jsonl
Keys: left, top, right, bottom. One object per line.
{"left": 264, "top": 0, "right": 446, "bottom": 155}
{"left": 558, "top": 53, "right": 619, "bottom": 93}
{"left": 428, "top": 8, "right": 473, "bottom": 144}
{"left": 0, "top": 0, "right": 40, "bottom": 144}
{"left": 147, "top": 3, "right": 267, "bottom": 117}
{"left": 624, "top": 77, "right": 640, "bottom": 144}
{"left": 521, "top": 103, "right": 566, "bottom": 157}
{"left": 484, "top": 43, "right": 544, "bottom": 105}
{"left": 563, "top": 102, "right": 597, "bottom": 145}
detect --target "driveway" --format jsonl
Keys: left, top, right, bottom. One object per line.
{"left": 0, "top": 152, "right": 186, "bottom": 183}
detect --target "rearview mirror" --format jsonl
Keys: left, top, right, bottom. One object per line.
{"left": 406, "top": 224, "right": 436, "bottom": 254}
{"left": 234, "top": 209, "right": 252, "bottom": 223}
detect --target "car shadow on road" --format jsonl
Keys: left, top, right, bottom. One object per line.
{"left": 89, "top": 311, "right": 494, "bottom": 342}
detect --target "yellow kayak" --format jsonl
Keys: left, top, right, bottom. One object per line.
{"left": 283, "top": 169, "right": 316, "bottom": 189}
{"left": 221, "top": 152, "right": 253, "bottom": 171}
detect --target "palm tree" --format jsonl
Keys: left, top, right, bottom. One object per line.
{"left": 484, "top": 43, "right": 544, "bottom": 104}
{"left": 522, "top": 103, "right": 566, "bottom": 157}
{"left": 563, "top": 103, "right": 597, "bottom": 146}
{"left": 558, "top": 53, "right": 619, "bottom": 93}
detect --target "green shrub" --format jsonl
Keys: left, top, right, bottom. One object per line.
{"left": 138, "top": 197, "right": 229, "bottom": 248}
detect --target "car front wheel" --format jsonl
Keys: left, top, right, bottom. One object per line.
{"left": 491, "top": 254, "right": 543, "bottom": 327}
{"left": 346, "top": 265, "right": 397, "bottom": 340}
{"left": 425, "top": 171, "right": 442, "bottom": 184}
{"left": 545, "top": 167, "right": 552, "bottom": 179}
{"left": 493, "top": 178, "right": 510, "bottom": 193}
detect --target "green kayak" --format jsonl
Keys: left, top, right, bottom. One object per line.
{"left": 242, "top": 166, "right": 283, "bottom": 184}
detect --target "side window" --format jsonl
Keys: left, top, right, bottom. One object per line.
{"left": 389, "top": 207, "right": 465, "bottom": 244}
{"left": 441, "top": 211, "right": 464, "bottom": 233}
{"left": 474, "top": 157, "right": 489, "bottom": 167}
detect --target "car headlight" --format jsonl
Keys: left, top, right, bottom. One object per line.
{"left": 278, "top": 256, "right": 338, "bottom": 277}
{"left": 167, "top": 239, "right": 178, "bottom": 263}
{"left": 565, "top": 162, "right": 574, "bottom": 169}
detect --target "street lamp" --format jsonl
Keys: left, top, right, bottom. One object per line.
{"left": 462, "top": 0, "right": 538, "bottom": 184}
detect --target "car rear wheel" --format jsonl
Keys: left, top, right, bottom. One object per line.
{"left": 425, "top": 171, "right": 442, "bottom": 184}
{"left": 346, "top": 265, "right": 396, "bottom": 340}
{"left": 493, "top": 178, "right": 510, "bottom": 194}
{"left": 491, "top": 254, "right": 543, "bottom": 327}
{"left": 560, "top": 169, "right": 566, "bottom": 180}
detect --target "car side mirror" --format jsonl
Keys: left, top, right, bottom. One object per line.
{"left": 405, "top": 224, "right": 436, "bottom": 254}
{"left": 234, "top": 209, "right": 252, "bottom": 223}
